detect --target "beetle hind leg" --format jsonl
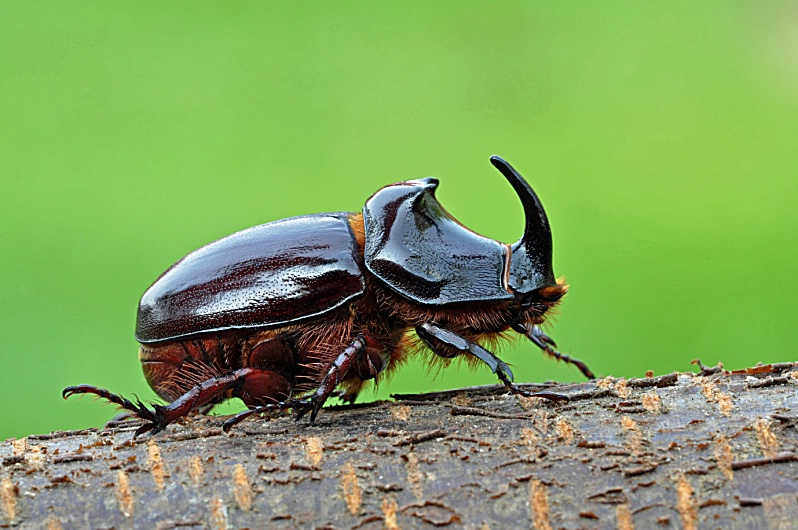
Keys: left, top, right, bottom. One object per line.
{"left": 64, "top": 366, "right": 293, "bottom": 437}
{"left": 62, "top": 385, "right": 159, "bottom": 429}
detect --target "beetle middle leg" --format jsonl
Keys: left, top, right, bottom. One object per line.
{"left": 225, "top": 333, "right": 387, "bottom": 429}
{"left": 293, "top": 334, "right": 379, "bottom": 423}
{"left": 415, "top": 323, "right": 567, "bottom": 402}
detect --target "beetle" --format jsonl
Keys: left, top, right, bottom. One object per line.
{"left": 64, "top": 156, "right": 593, "bottom": 437}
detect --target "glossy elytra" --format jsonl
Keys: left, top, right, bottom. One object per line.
{"left": 64, "top": 156, "right": 593, "bottom": 436}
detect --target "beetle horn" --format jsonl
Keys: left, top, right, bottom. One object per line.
{"left": 489, "top": 155, "right": 556, "bottom": 293}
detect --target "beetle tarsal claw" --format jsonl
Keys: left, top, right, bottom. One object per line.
{"left": 133, "top": 422, "right": 157, "bottom": 438}
{"left": 222, "top": 409, "right": 257, "bottom": 433}
{"left": 292, "top": 399, "right": 318, "bottom": 422}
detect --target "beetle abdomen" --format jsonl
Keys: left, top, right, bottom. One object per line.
{"left": 140, "top": 329, "right": 297, "bottom": 405}
{"left": 136, "top": 213, "right": 366, "bottom": 343}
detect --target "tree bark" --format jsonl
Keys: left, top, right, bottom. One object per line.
{"left": 2, "top": 362, "right": 798, "bottom": 529}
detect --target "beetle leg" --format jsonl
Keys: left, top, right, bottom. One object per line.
{"left": 64, "top": 367, "right": 272, "bottom": 437}
{"left": 416, "top": 323, "right": 568, "bottom": 402}
{"left": 295, "top": 335, "right": 368, "bottom": 424}
{"left": 513, "top": 323, "right": 595, "bottom": 379}
{"left": 63, "top": 385, "right": 158, "bottom": 426}
{"left": 223, "top": 407, "right": 261, "bottom": 432}
{"left": 221, "top": 400, "right": 302, "bottom": 432}
{"left": 416, "top": 323, "right": 515, "bottom": 381}
{"left": 225, "top": 334, "right": 380, "bottom": 430}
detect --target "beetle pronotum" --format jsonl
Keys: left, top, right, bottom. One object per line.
{"left": 64, "top": 156, "right": 593, "bottom": 436}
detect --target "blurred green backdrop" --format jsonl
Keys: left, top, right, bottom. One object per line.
{"left": 2, "top": 2, "right": 797, "bottom": 441}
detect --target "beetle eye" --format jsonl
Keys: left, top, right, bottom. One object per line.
{"left": 516, "top": 294, "right": 534, "bottom": 310}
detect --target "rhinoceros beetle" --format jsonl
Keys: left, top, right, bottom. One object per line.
{"left": 64, "top": 156, "right": 593, "bottom": 437}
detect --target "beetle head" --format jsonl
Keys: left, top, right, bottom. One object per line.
{"left": 490, "top": 156, "right": 556, "bottom": 295}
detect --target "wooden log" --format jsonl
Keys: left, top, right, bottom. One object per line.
{"left": 2, "top": 362, "right": 798, "bottom": 529}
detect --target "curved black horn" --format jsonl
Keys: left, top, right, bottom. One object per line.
{"left": 489, "top": 155, "right": 556, "bottom": 292}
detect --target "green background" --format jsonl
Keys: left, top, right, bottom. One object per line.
{"left": 2, "top": 2, "right": 797, "bottom": 442}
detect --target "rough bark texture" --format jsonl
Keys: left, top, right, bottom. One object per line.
{"left": 3, "top": 362, "right": 798, "bottom": 529}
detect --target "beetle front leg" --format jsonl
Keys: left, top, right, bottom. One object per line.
{"left": 512, "top": 323, "right": 595, "bottom": 379}
{"left": 416, "top": 323, "right": 567, "bottom": 401}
